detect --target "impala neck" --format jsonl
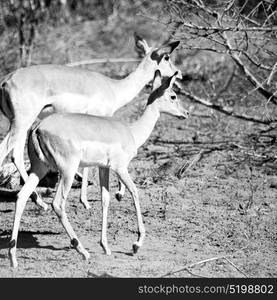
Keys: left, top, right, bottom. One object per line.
{"left": 129, "top": 103, "right": 160, "bottom": 149}
{"left": 112, "top": 58, "right": 155, "bottom": 112}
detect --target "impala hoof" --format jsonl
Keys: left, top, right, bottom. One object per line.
{"left": 132, "top": 243, "right": 140, "bottom": 254}
{"left": 115, "top": 193, "right": 122, "bottom": 202}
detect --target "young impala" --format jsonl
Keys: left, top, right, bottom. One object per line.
{"left": 0, "top": 33, "right": 181, "bottom": 210}
{"left": 8, "top": 70, "right": 189, "bottom": 268}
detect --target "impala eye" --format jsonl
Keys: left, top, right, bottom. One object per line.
{"left": 171, "top": 95, "right": 176, "bottom": 100}
{"left": 164, "top": 55, "right": 170, "bottom": 61}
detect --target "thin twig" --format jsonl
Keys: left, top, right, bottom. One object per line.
{"left": 145, "top": 12, "right": 277, "bottom": 32}
{"left": 224, "top": 257, "right": 249, "bottom": 278}
{"left": 232, "top": 143, "right": 277, "bottom": 160}
{"left": 178, "top": 88, "right": 272, "bottom": 125}
{"left": 220, "top": 26, "right": 277, "bottom": 105}
{"left": 160, "top": 255, "right": 251, "bottom": 278}
{"left": 267, "top": 62, "right": 277, "bottom": 86}
{"left": 176, "top": 150, "right": 204, "bottom": 178}
{"left": 160, "top": 255, "right": 227, "bottom": 277}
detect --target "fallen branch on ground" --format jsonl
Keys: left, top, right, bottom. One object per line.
{"left": 160, "top": 254, "right": 250, "bottom": 278}
{"left": 0, "top": 186, "right": 54, "bottom": 201}
{"left": 231, "top": 143, "right": 277, "bottom": 160}
{"left": 176, "top": 150, "right": 204, "bottom": 178}
{"left": 160, "top": 255, "right": 228, "bottom": 277}
{"left": 223, "top": 257, "right": 249, "bottom": 278}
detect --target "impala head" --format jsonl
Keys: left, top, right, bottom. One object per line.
{"left": 146, "top": 70, "right": 189, "bottom": 119}
{"left": 134, "top": 32, "right": 182, "bottom": 80}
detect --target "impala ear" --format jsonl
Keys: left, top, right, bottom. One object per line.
{"left": 158, "top": 41, "right": 180, "bottom": 55}
{"left": 151, "top": 41, "right": 180, "bottom": 63}
{"left": 134, "top": 32, "right": 151, "bottom": 58}
{"left": 169, "top": 71, "right": 178, "bottom": 88}
{"left": 147, "top": 70, "right": 163, "bottom": 106}
{"left": 152, "top": 70, "right": 162, "bottom": 91}
{"left": 162, "top": 71, "right": 178, "bottom": 90}
{"left": 147, "top": 70, "right": 177, "bottom": 106}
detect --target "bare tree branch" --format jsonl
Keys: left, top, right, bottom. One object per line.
{"left": 177, "top": 87, "right": 272, "bottom": 125}
{"left": 155, "top": 0, "right": 277, "bottom": 110}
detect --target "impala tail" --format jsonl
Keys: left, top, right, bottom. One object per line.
{"left": 28, "top": 124, "right": 54, "bottom": 171}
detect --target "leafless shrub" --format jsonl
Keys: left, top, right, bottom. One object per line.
{"left": 143, "top": 0, "right": 277, "bottom": 125}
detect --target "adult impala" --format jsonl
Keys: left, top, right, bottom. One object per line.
{"left": 0, "top": 33, "right": 181, "bottom": 209}
{"left": 8, "top": 70, "right": 189, "bottom": 268}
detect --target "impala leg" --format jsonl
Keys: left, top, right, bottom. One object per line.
{"left": 52, "top": 167, "right": 90, "bottom": 260}
{"left": 115, "top": 178, "right": 125, "bottom": 202}
{"left": 12, "top": 131, "right": 48, "bottom": 211}
{"left": 80, "top": 167, "right": 91, "bottom": 209}
{"left": 99, "top": 167, "right": 111, "bottom": 255}
{"left": 0, "top": 125, "right": 47, "bottom": 210}
{"left": 116, "top": 168, "right": 145, "bottom": 253}
{"left": 9, "top": 172, "right": 44, "bottom": 268}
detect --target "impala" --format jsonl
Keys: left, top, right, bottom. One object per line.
{"left": 8, "top": 70, "right": 189, "bottom": 268}
{"left": 0, "top": 33, "right": 181, "bottom": 210}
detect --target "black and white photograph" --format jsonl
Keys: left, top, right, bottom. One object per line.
{"left": 0, "top": 0, "right": 276, "bottom": 291}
